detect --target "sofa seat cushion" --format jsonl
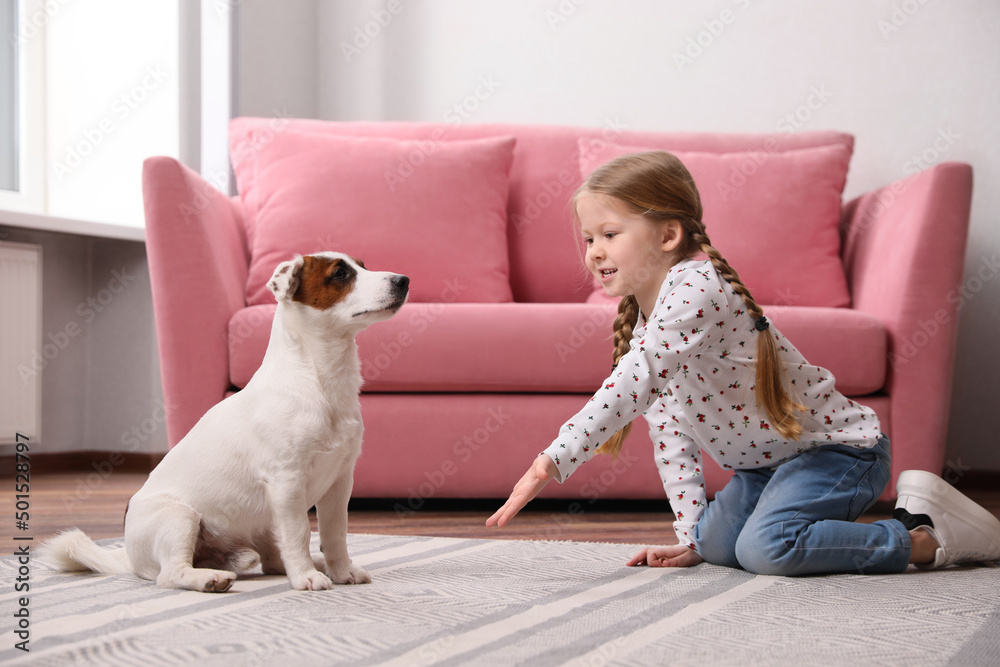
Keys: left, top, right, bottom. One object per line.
{"left": 228, "top": 304, "right": 887, "bottom": 396}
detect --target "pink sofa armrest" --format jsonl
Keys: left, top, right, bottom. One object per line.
{"left": 142, "top": 157, "right": 250, "bottom": 446}
{"left": 841, "top": 161, "right": 973, "bottom": 480}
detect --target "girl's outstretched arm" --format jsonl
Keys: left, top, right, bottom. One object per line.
{"left": 486, "top": 454, "right": 558, "bottom": 527}
{"left": 627, "top": 545, "right": 704, "bottom": 568}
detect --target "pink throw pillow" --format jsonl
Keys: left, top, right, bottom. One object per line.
{"left": 241, "top": 132, "right": 516, "bottom": 305}
{"left": 579, "top": 141, "right": 852, "bottom": 308}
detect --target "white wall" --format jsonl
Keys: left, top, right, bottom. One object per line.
{"left": 240, "top": 0, "right": 1000, "bottom": 471}
{"left": 2, "top": 226, "right": 165, "bottom": 456}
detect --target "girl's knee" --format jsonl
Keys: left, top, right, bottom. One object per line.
{"left": 733, "top": 527, "right": 801, "bottom": 576}
{"left": 693, "top": 516, "right": 744, "bottom": 569}
{"left": 700, "top": 526, "right": 799, "bottom": 574}
{"left": 695, "top": 533, "right": 741, "bottom": 569}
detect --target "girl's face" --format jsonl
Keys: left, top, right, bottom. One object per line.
{"left": 578, "top": 193, "right": 683, "bottom": 315}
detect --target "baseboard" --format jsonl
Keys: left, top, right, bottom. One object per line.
{"left": 942, "top": 470, "right": 1000, "bottom": 490}
{"left": 0, "top": 451, "right": 165, "bottom": 477}
{"left": 1, "top": 454, "right": 998, "bottom": 498}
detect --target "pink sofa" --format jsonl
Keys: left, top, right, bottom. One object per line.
{"left": 142, "top": 119, "right": 973, "bottom": 504}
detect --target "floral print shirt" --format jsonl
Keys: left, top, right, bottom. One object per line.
{"left": 542, "top": 259, "right": 882, "bottom": 548}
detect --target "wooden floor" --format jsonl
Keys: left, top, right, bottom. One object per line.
{"left": 5, "top": 467, "right": 1000, "bottom": 558}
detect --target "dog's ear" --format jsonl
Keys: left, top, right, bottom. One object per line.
{"left": 268, "top": 255, "right": 304, "bottom": 302}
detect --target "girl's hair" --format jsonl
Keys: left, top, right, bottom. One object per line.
{"left": 576, "top": 151, "right": 805, "bottom": 457}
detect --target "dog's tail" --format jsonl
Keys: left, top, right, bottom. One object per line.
{"left": 38, "top": 529, "right": 132, "bottom": 575}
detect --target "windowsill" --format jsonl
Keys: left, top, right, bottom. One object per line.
{"left": 0, "top": 208, "right": 146, "bottom": 242}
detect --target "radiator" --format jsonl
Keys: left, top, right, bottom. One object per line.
{"left": 0, "top": 242, "right": 42, "bottom": 445}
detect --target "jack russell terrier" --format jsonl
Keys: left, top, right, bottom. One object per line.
{"left": 40, "top": 253, "right": 409, "bottom": 592}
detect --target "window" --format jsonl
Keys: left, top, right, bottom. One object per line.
{"left": 0, "top": 0, "right": 179, "bottom": 231}
{"left": 0, "top": 2, "right": 18, "bottom": 193}
{"left": 0, "top": 0, "right": 44, "bottom": 215}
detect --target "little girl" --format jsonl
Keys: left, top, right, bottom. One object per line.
{"left": 487, "top": 151, "right": 1000, "bottom": 575}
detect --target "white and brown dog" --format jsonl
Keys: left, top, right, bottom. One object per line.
{"left": 40, "top": 253, "right": 408, "bottom": 592}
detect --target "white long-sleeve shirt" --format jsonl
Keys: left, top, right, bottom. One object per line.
{"left": 543, "top": 259, "right": 882, "bottom": 548}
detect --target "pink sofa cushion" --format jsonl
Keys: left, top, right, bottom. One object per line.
{"left": 579, "top": 141, "right": 852, "bottom": 308}
{"left": 228, "top": 303, "right": 886, "bottom": 396}
{"left": 238, "top": 131, "right": 517, "bottom": 306}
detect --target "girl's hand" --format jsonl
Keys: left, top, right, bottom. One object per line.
{"left": 627, "top": 545, "right": 704, "bottom": 568}
{"left": 486, "top": 454, "right": 557, "bottom": 528}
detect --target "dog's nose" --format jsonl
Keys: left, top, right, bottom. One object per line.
{"left": 392, "top": 275, "right": 409, "bottom": 290}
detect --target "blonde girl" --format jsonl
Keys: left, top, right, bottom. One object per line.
{"left": 487, "top": 151, "right": 1000, "bottom": 575}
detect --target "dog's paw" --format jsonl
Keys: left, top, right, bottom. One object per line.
{"left": 329, "top": 563, "right": 371, "bottom": 585}
{"left": 201, "top": 570, "right": 237, "bottom": 593}
{"left": 290, "top": 570, "right": 333, "bottom": 591}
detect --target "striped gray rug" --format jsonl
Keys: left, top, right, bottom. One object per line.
{"left": 4, "top": 533, "right": 999, "bottom": 666}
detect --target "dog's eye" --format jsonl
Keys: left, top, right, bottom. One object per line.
{"left": 328, "top": 268, "right": 349, "bottom": 283}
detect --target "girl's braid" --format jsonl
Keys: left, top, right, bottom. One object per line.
{"left": 595, "top": 294, "right": 639, "bottom": 456}
{"left": 611, "top": 294, "right": 640, "bottom": 366}
{"left": 688, "top": 224, "right": 763, "bottom": 320}
{"left": 687, "top": 220, "right": 805, "bottom": 440}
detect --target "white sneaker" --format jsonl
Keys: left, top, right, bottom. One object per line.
{"left": 894, "top": 469, "right": 1000, "bottom": 569}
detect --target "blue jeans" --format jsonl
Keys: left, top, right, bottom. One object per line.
{"left": 693, "top": 435, "right": 912, "bottom": 575}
